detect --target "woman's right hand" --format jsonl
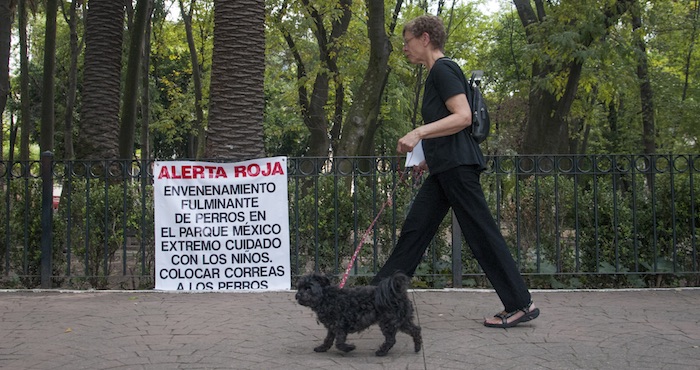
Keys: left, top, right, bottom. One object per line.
{"left": 397, "top": 130, "right": 421, "bottom": 154}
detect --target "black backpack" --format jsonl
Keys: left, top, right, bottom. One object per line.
{"left": 441, "top": 59, "right": 491, "bottom": 144}
{"left": 465, "top": 70, "right": 490, "bottom": 144}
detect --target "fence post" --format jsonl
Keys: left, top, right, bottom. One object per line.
{"left": 451, "top": 211, "right": 462, "bottom": 288}
{"left": 40, "top": 151, "right": 54, "bottom": 289}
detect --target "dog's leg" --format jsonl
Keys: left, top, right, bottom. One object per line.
{"left": 401, "top": 322, "right": 422, "bottom": 353}
{"left": 333, "top": 331, "right": 356, "bottom": 353}
{"left": 375, "top": 323, "right": 398, "bottom": 356}
{"left": 314, "top": 330, "right": 335, "bottom": 352}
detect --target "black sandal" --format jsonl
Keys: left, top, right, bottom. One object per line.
{"left": 484, "top": 301, "right": 540, "bottom": 328}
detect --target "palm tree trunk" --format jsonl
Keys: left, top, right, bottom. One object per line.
{"left": 78, "top": 0, "right": 124, "bottom": 160}
{"left": 206, "top": 0, "right": 265, "bottom": 160}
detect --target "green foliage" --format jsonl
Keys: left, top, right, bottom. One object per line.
{"left": 4, "top": 0, "right": 700, "bottom": 289}
{"left": 2, "top": 154, "right": 697, "bottom": 289}
{"left": 285, "top": 152, "right": 700, "bottom": 289}
{"left": 0, "top": 179, "right": 65, "bottom": 288}
{"left": 0, "top": 167, "right": 155, "bottom": 289}
{"left": 289, "top": 172, "right": 396, "bottom": 274}
{"left": 263, "top": 37, "right": 309, "bottom": 157}
{"left": 488, "top": 160, "right": 700, "bottom": 289}
{"left": 3, "top": 0, "right": 699, "bottom": 161}
{"left": 288, "top": 163, "right": 459, "bottom": 288}
{"left": 58, "top": 177, "right": 143, "bottom": 288}
{"left": 148, "top": 1, "right": 214, "bottom": 159}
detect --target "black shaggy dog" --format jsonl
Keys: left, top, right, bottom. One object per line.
{"left": 295, "top": 273, "right": 422, "bottom": 356}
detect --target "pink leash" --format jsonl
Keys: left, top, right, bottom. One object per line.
{"left": 338, "top": 165, "right": 419, "bottom": 288}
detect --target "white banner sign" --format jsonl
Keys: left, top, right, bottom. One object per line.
{"left": 154, "top": 157, "right": 290, "bottom": 291}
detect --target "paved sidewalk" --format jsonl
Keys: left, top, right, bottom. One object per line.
{"left": 0, "top": 288, "right": 698, "bottom": 370}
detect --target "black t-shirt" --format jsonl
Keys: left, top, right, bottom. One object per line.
{"left": 421, "top": 57, "right": 486, "bottom": 174}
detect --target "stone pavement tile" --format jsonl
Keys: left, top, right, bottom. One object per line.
{"left": 0, "top": 289, "right": 698, "bottom": 369}
{"left": 410, "top": 289, "right": 700, "bottom": 370}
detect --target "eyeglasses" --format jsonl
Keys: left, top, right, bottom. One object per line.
{"left": 403, "top": 36, "right": 416, "bottom": 46}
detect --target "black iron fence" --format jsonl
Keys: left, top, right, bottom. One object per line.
{"left": 1, "top": 153, "right": 698, "bottom": 289}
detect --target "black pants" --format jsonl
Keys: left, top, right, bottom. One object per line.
{"left": 371, "top": 165, "right": 531, "bottom": 312}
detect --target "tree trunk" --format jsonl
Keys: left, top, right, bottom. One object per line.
{"left": 77, "top": 0, "right": 124, "bottom": 160}
{"left": 630, "top": 0, "right": 656, "bottom": 190}
{"left": 19, "top": 0, "right": 30, "bottom": 161}
{"left": 119, "top": 0, "right": 151, "bottom": 160}
{"left": 140, "top": 5, "right": 152, "bottom": 162}
{"left": 61, "top": 0, "right": 82, "bottom": 160}
{"left": 513, "top": 0, "right": 629, "bottom": 155}
{"left": 40, "top": 0, "right": 58, "bottom": 153}
{"left": 514, "top": 0, "right": 572, "bottom": 155}
{"left": 630, "top": 0, "right": 655, "bottom": 157}
{"left": 336, "top": 0, "right": 392, "bottom": 157}
{"left": 0, "top": 0, "right": 13, "bottom": 128}
{"left": 271, "top": 0, "right": 351, "bottom": 159}
{"left": 206, "top": 0, "right": 265, "bottom": 161}
{"left": 681, "top": 0, "right": 699, "bottom": 101}
{"left": 179, "top": 0, "right": 206, "bottom": 159}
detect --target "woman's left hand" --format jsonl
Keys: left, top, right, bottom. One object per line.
{"left": 416, "top": 160, "right": 428, "bottom": 172}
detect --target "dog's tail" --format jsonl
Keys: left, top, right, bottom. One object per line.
{"left": 375, "top": 272, "right": 411, "bottom": 311}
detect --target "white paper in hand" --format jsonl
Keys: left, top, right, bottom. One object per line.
{"left": 405, "top": 140, "right": 425, "bottom": 167}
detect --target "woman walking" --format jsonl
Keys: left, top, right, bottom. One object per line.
{"left": 371, "top": 15, "right": 539, "bottom": 328}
